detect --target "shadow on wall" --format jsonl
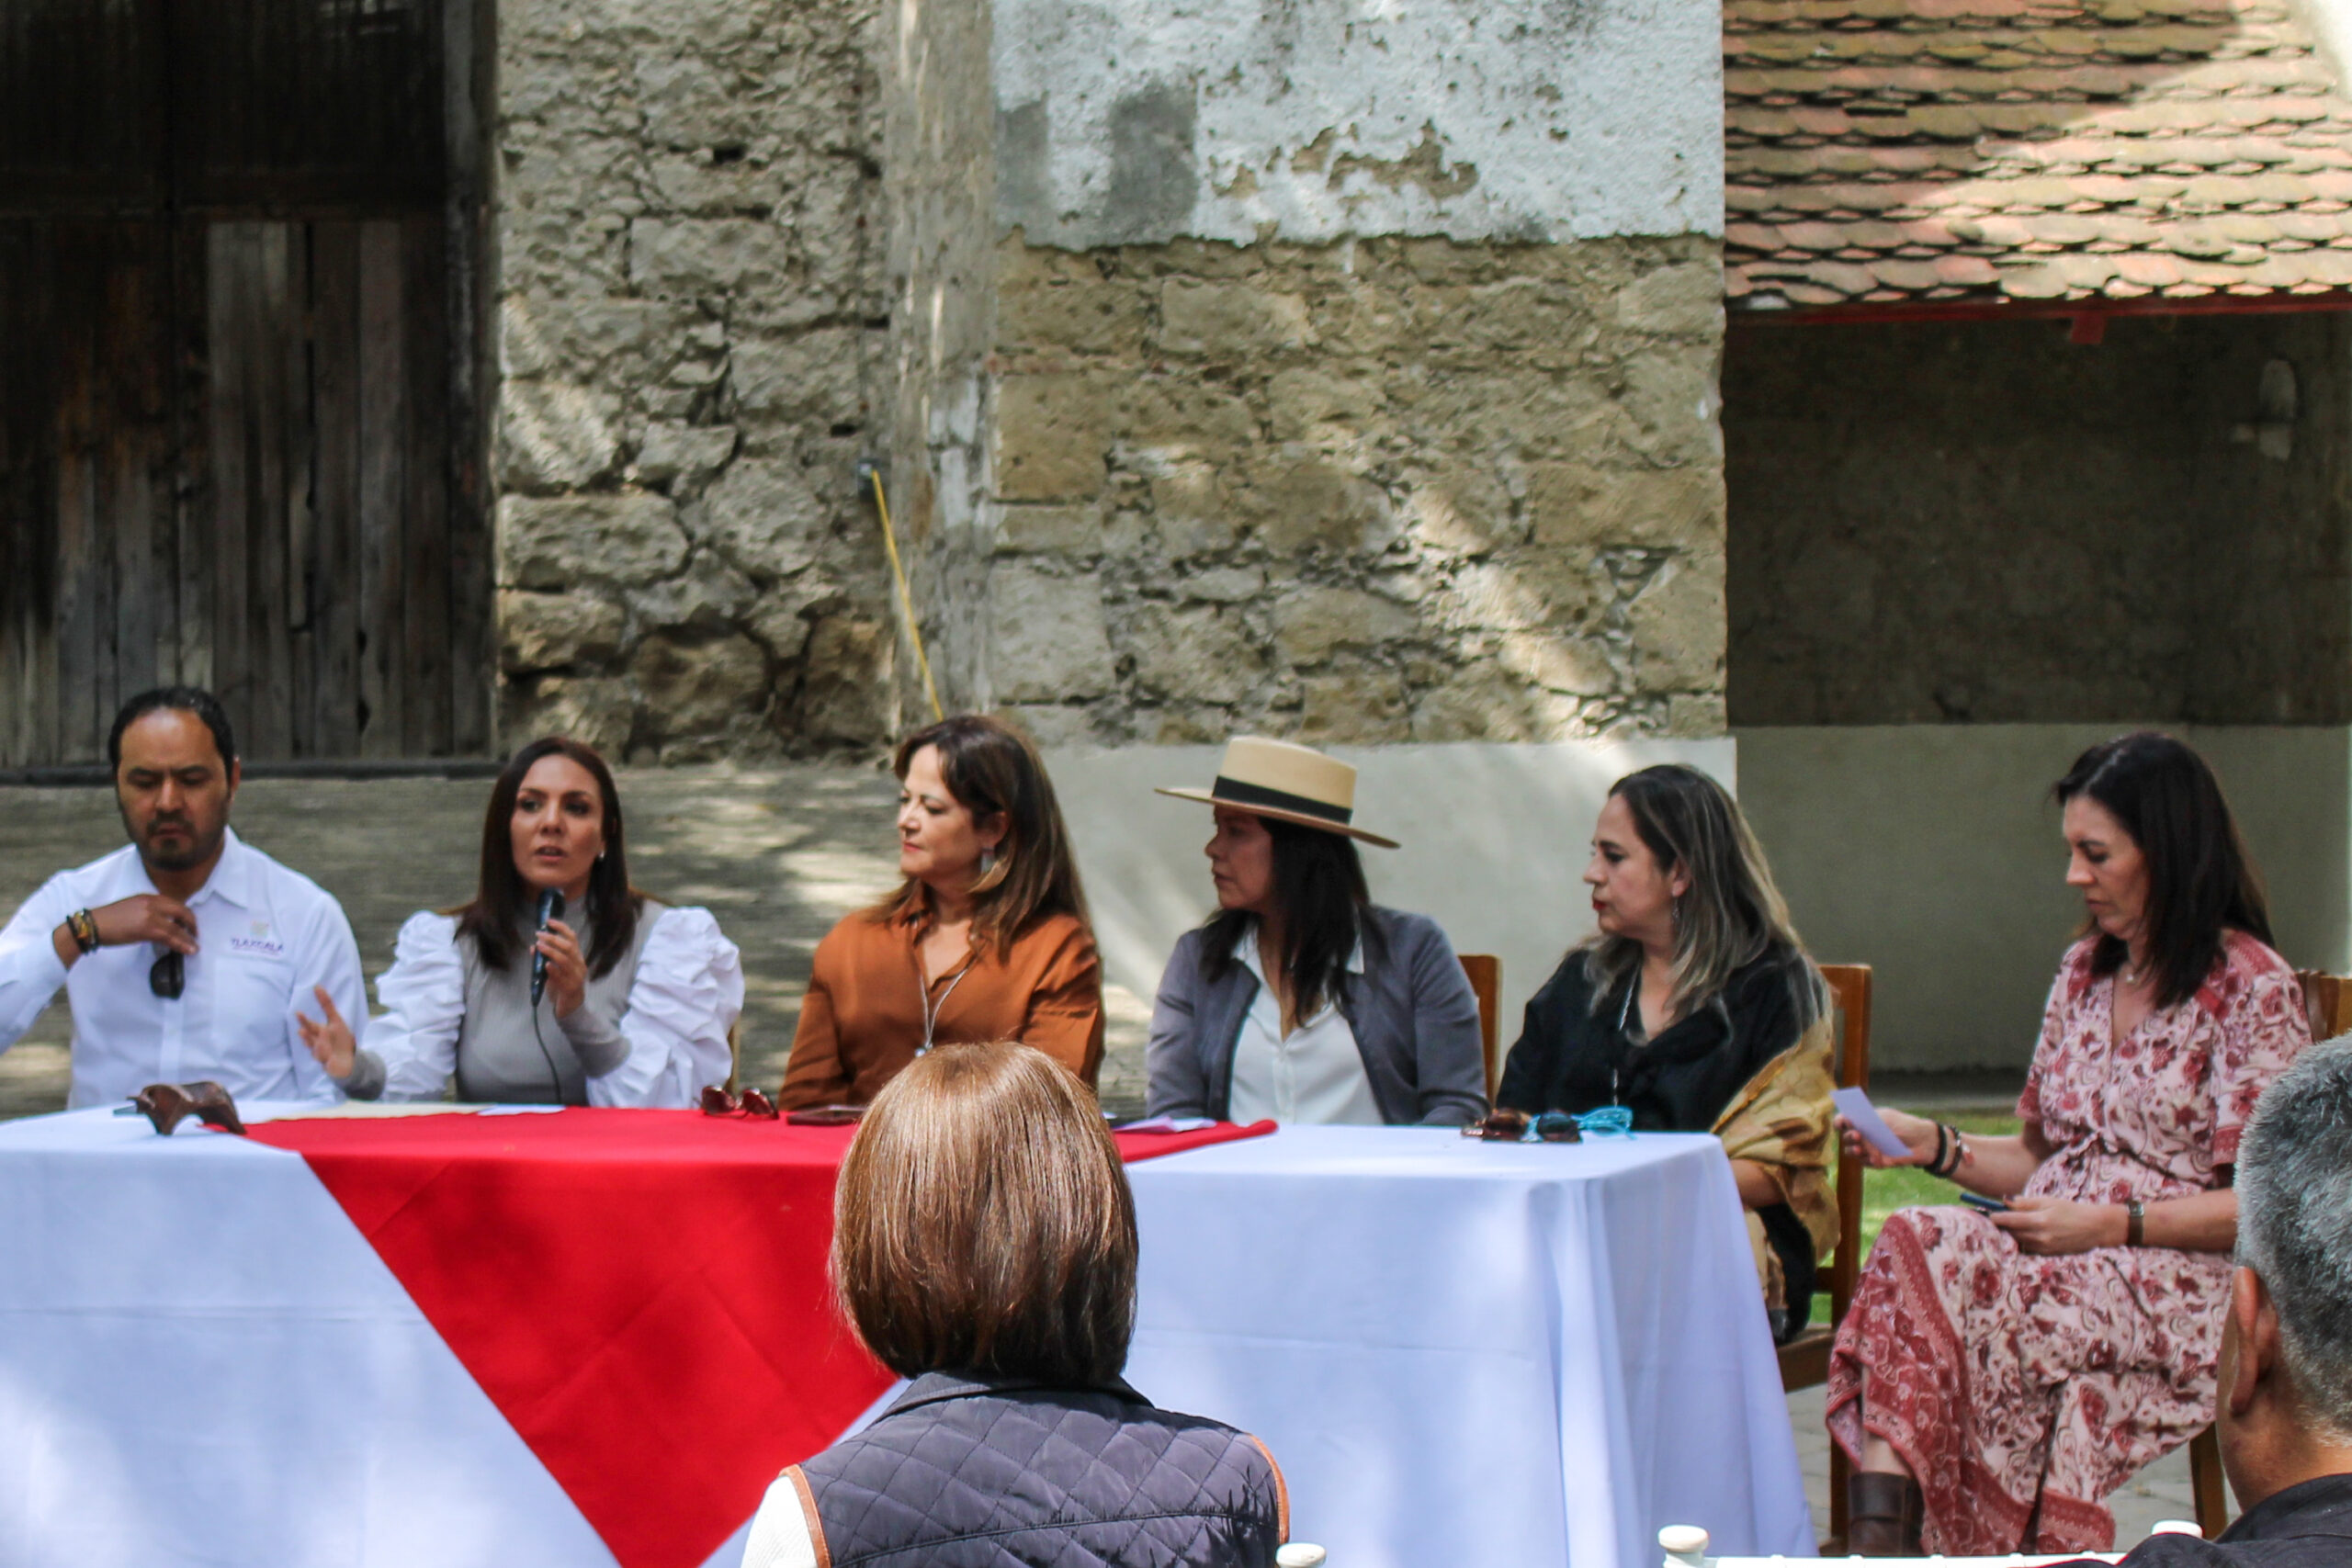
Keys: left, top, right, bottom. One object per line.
{"left": 1737, "top": 724, "right": 2352, "bottom": 1075}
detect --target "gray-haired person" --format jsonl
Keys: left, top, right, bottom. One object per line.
{"left": 2083, "top": 1041, "right": 2352, "bottom": 1563}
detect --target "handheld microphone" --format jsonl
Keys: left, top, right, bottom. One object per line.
{"left": 529, "top": 889, "right": 565, "bottom": 1006}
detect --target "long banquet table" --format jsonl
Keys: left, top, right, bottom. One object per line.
{"left": 0, "top": 1109, "right": 1809, "bottom": 1568}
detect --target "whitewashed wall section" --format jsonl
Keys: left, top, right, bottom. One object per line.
{"left": 991, "top": 0, "right": 1724, "bottom": 245}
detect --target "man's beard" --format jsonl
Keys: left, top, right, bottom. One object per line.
{"left": 128, "top": 810, "right": 221, "bottom": 873}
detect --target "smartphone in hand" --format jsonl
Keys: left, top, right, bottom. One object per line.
{"left": 1958, "top": 1190, "right": 2009, "bottom": 1214}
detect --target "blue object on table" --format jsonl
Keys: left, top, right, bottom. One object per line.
{"left": 1574, "top": 1107, "right": 1634, "bottom": 1137}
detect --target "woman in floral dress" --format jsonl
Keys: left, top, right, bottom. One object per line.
{"left": 1827, "top": 733, "right": 2312, "bottom": 1556}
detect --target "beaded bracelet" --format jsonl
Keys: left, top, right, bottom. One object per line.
{"left": 64, "top": 908, "right": 100, "bottom": 955}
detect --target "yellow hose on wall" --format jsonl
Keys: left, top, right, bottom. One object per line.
{"left": 865, "top": 464, "right": 944, "bottom": 723}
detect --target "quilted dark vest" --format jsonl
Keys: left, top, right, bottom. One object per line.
{"left": 793, "top": 1371, "right": 1285, "bottom": 1568}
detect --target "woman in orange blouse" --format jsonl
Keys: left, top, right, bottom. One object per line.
{"left": 777, "top": 715, "right": 1103, "bottom": 1108}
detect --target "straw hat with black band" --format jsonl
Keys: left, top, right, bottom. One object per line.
{"left": 1155, "top": 737, "right": 1399, "bottom": 850}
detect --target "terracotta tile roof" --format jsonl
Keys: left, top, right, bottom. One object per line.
{"left": 1724, "top": 0, "right": 2352, "bottom": 308}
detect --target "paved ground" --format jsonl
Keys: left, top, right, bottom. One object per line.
{"left": 0, "top": 768, "right": 2226, "bottom": 1549}
{"left": 0, "top": 766, "right": 1154, "bottom": 1121}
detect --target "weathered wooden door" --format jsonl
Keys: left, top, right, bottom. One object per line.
{"left": 0, "top": 0, "right": 489, "bottom": 765}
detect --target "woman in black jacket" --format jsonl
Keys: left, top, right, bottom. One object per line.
{"left": 1498, "top": 762, "right": 1836, "bottom": 1342}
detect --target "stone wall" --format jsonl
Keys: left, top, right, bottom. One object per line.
{"left": 878, "top": 0, "right": 997, "bottom": 717}
{"left": 490, "top": 0, "right": 899, "bottom": 761}
{"left": 983, "top": 233, "right": 1730, "bottom": 746}
{"left": 863, "top": 0, "right": 1736, "bottom": 746}
{"left": 483, "top": 0, "right": 1735, "bottom": 757}
{"left": 1727, "top": 311, "right": 2352, "bottom": 727}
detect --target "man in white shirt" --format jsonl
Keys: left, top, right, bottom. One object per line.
{"left": 0, "top": 688, "right": 365, "bottom": 1110}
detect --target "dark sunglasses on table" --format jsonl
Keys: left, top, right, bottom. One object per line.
{"left": 1463, "top": 1108, "right": 1580, "bottom": 1143}
{"left": 150, "top": 948, "right": 184, "bottom": 1000}
{"left": 700, "top": 1085, "right": 778, "bottom": 1119}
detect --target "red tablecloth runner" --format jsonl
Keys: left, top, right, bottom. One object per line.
{"left": 244, "top": 1110, "right": 1272, "bottom": 1568}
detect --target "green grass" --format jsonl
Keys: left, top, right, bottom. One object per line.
{"left": 1809, "top": 1111, "right": 2021, "bottom": 1328}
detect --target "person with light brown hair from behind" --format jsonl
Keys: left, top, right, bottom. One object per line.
{"left": 740, "top": 1042, "right": 1291, "bottom": 1568}
{"left": 775, "top": 715, "right": 1103, "bottom": 1109}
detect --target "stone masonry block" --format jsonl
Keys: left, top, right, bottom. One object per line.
{"left": 635, "top": 53, "right": 774, "bottom": 150}
{"left": 1145, "top": 461, "right": 1240, "bottom": 558}
{"left": 1409, "top": 664, "right": 1584, "bottom": 744}
{"left": 994, "top": 376, "right": 1110, "bottom": 502}
{"left": 799, "top": 615, "right": 899, "bottom": 745}
{"left": 1125, "top": 603, "right": 1268, "bottom": 705}
{"left": 501, "top": 294, "right": 679, "bottom": 384}
{"left": 499, "top": 379, "right": 622, "bottom": 491}
{"left": 1272, "top": 585, "right": 1419, "bottom": 664}
{"left": 1243, "top": 456, "right": 1390, "bottom": 556}
{"left": 1622, "top": 354, "right": 1724, "bottom": 468}
{"left": 1527, "top": 462, "right": 1723, "bottom": 553}
{"left": 1159, "top": 280, "right": 1312, "bottom": 357}
{"left": 696, "top": 457, "right": 828, "bottom": 581}
{"left": 1499, "top": 630, "right": 1617, "bottom": 695}
{"left": 994, "top": 505, "right": 1103, "bottom": 556}
{"left": 1616, "top": 260, "right": 1725, "bottom": 338}
{"left": 732, "top": 329, "right": 862, "bottom": 420}
{"left": 990, "top": 566, "right": 1115, "bottom": 702}
{"left": 1404, "top": 459, "right": 1519, "bottom": 554}
{"left": 1120, "top": 379, "right": 1258, "bottom": 461}
{"left": 1265, "top": 367, "right": 1385, "bottom": 444}
{"left": 500, "top": 492, "right": 689, "bottom": 591}
{"left": 1628, "top": 555, "right": 1727, "bottom": 691}
{"left": 1297, "top": 665, "right": 1411, "bottom": 744}
{"left": 630, "top": 219, "right": 794, "bottom": 296}
{"left": 998, "top": 276, "right": 1149, "bottom": 358}
{"left": 506, "top": 674, "right": 636, "bottom": 753}
{"left": 632, "top": 632, "right": 774, "bottom": 739}
{"left": 633, "top": 423, "right": 739, "bottom": 488}
{"left": 500, "top": 589, "right": 629, "bottom": 673}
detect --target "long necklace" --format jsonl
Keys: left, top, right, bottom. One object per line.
{"left": 917, "top": 951, "right": 971, "bottom": 1056}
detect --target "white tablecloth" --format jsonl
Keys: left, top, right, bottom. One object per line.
{"left": 0, "top": 1111, "right": 1809, "bottom": 1568}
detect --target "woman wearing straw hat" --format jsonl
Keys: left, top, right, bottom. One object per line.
{"left": 1145, "top": 738, "right": 1487, "bottom": 1127}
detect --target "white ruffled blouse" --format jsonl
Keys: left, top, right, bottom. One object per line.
{"left": 361, "top": 906, "right": 745, "bottom": 1108}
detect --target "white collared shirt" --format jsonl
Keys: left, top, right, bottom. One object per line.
{"left": 0, "top": 828, "right": 365, "bottom": 1108}
{"left": 1227, "top": 927, "right": 1381, "bottom": 1126}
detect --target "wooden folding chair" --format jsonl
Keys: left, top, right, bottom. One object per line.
{"left": 1779, "top": 963, "right": 1872, "bottom": 1551}
{"left": 1459, "top": 953, "right": 1501, "bottom": 1100}
{"left": 2295, "top": 968, "right": 2352, "bottom": 1040}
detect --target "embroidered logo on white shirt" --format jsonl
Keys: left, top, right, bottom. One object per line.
{"left": 228, "top": 919, "right": 286, "bottom": 958}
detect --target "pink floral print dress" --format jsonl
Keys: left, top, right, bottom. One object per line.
{"left": 1826, "top": 931, "right": 2312, "bottom": 1555}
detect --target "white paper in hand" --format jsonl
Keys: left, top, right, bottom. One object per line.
{"left": 1834, "top": 1087, "right": 1912, "bottom": 1159}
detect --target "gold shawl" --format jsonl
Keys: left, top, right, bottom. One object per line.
{"left": 1710, "top": 1013, "right": 1840, "bottom": 1314}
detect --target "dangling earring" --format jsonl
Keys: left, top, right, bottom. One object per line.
{"left": 978, "top": 845, "right": 998, "bottom": 876}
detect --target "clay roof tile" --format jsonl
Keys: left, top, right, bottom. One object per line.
{"left": 1724, "top": 0, "right": 2352, "bottom": 305}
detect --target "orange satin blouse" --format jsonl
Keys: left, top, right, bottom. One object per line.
{"left": 775, "top": 908, "right": 1104, "bottom": 1109}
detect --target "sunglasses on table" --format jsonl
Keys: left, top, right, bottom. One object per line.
{"left": 1462, "top": 1108, "right": 1581, "bottom": 1143}
{"left": 700, "top": 1086, "right": 778, "bottom": 1119}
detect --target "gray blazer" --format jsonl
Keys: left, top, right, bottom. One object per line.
{"left": 1146, "top": 905, "right": 1488, "bottom": 1127}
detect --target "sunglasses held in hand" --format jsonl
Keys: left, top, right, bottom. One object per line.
{"left": 700, "top": 1086, "right": 779, "bottom": 1119}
